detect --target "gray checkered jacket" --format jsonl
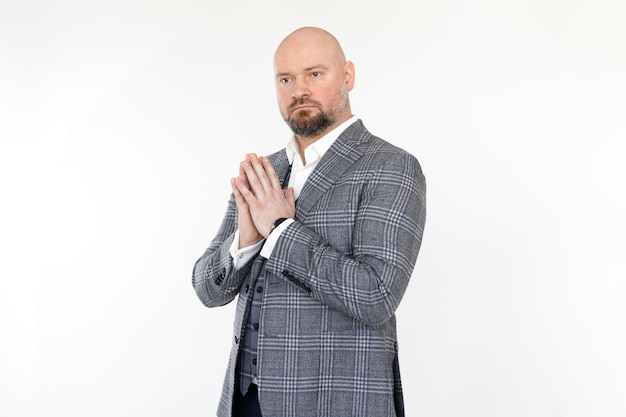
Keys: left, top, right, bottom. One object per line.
{"left": 193, "top": 120, "right": 426, "bottom": 417}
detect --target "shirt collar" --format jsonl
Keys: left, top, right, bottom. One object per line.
{"left": 286, "top": 115, "right": 358, "bottom": 165}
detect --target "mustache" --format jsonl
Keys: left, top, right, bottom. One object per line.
{"left": 288, "top": 98, "right": 322, "bottom": 112}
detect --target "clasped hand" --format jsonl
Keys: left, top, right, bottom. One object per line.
{"left": 231, "top": 153, "right": 296, "bottom": 248}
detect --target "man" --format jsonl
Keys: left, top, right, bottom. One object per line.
{"left": 192, "top": 26, "right": 426, "bottom": 417}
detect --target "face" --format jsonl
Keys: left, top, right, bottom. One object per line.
{"left": 274, "top": 29, "right": 354, "bottom": 139}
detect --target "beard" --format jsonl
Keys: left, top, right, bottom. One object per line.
{"left": 284, "top": 85, "right": 349, "bottom": 138}
{"left": 287, "top": 108, "right": 334, "bottom": 138}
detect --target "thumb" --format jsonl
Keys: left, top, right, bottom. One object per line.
{"left": 285, "top": 187, "right": 296, "bottom": 207}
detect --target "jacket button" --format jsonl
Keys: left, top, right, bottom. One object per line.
{"left": 256, "top": 286, "right": 263, "bottom": 293}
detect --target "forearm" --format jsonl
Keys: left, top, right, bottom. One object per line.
{"left": 192, "top": 196, "right": 250, "bottom": 307}
{"left": 192, "top": 235, "right": 245, "bottom": 307}
{"left": 266, "top": 222, "right": 418, "bottom": 327}
{"left": 265, "top": 167, "right": 426, "bottom": 327}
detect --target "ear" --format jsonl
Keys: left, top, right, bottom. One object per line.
{"left": 344, "top": 60, "right": 355, "bottom": 91}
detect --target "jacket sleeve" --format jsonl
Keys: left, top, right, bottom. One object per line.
{"left": 192, "top": 194, "right": 253, "bottom": 307}
{"left": 264, "top": 151, "right": 426, "bottom": 328}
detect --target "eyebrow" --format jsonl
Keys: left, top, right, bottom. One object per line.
{"left": 275, "top": 64, "right": 329, "bottom": 78}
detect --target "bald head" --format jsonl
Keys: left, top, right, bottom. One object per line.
{"left": 273, "top": 27, "right": 355, "bottom": 143}
{"left": 274, "top": 27, "right": 347, "bottom": 69}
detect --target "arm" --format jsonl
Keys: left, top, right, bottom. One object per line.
{"left": 191, "top": 195, "right": 255, "bottom": 307}
{"left": 192, "top": 153, "right": 275, "bottom": 307}
{"left": 265, "top": 151, "right": 426, "bottom": 327}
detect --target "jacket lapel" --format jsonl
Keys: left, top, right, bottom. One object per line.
{"left": 295, "top": 120, "right": 370, "bottom": 219}
{"left": 274, "top": 151, "right": 292, "bottom": 187}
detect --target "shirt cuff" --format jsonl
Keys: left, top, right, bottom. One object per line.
{"left": 260, "top": 218, "right": 294, "bottom": 259}
{"left": 229, "top": 230, "right": 264, "bottom": 269}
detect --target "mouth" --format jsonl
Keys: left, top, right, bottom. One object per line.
{"left": 289, "top": 99, "right": 320, "bottom": 113}
{"left": 291, "top": 105, "right": 318, "bottom": 116}
{"left": 292, "top": 105, "right": 314, "bottom": 111}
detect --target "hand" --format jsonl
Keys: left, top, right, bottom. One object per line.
{"left": 232, "top": 154, "right": 296, "bottom": 238}
{"left": 231, "top": 153, "right": 263, "bottom": 248}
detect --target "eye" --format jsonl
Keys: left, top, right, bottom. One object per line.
{"left": 279, "top": 77, "right": 291, "bottom": 84}
{"left": 311, "top": 71, "right": 321, "bottom": 77}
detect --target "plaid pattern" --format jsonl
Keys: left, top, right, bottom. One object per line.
{"left": 240, "top": 164, "right": 292, "bottom": 395}
{"left": 192, "top": 120, "right": 426, "bottom": 417}
{"left": 238, "top": 261, "right": 265, "bottom": 394}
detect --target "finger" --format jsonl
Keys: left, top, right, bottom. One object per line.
{"left": 232, "top": 176, "right": 256, "bottom": 204}
{"left": 260, "top": 156, "right": 283, "bottom": 190}
{"left": 285, "top": 187, "right": 296, "bottom": 207}
{"left": 238, "top": 161, "right": 250, "bottom": 188}
{"left": 241, "top": 158, "right": 268, "bottom": 198}
{"left": 231, "top": 178, "right": 248, "bottom": 209}
{"left": 237, "top": 153, "right": 258, "bottom": 188}
{"left": 247, "top": 155, "right": 274, "bottom": 191}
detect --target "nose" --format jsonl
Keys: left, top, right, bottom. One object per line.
{"left": 291, "top": 78, "right": 311, "bottom": 99}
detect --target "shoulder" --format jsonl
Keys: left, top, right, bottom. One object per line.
{"left": 344, "top": 120, "right": 424, "bottom": 178}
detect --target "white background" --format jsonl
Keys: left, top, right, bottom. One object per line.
{"left": 1, "top": 1, "right": 625, "bottom": 416}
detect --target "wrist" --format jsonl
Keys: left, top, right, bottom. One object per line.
{"left": 238, "top": 234, "right": 263, "bottom": 249}
{"left": 269, "top": 217, "right": 289, "bottom": 234}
